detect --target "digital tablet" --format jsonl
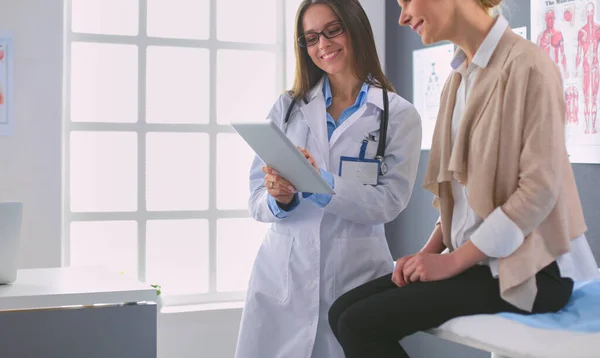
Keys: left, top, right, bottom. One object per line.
{"left": 231, "top": 120, "right": 334, "bottom": 195}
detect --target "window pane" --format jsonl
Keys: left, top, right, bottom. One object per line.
{"left": 71, "top": 0, "right": 138, "bottom": 36}
{"left": 70, "top": 221, "right": 138, "bottom": 279}
{"left": 147, "top": 0, "right": 209, "bottom": 40}
{"left": 70, "top": 132, "right": 137, "bottom": 212}
{"left": 285, "top": 0, "right": 303, "bottom": 90}
{"left": 71, "top": 42, "right": 138, "bottom": 123}
{"left": 217, "top": 50, "right": 277, "bottom": 124}
{"left": 216, "top": 0, "right": 276, "bottom": 44}
{"left": 216, "top": 134, "right": 255, "bottom": 210}
{"left": 146, "top": 133, "right": 209, "bottom": 211}
{"left": 217, "top": 218, "right": 267, "bottom": 292}
{"left": 146, "top": 220, "right": 209, "bottom": 295}
{"left": 146, "top": 47, "right": 209, "bottom": 124}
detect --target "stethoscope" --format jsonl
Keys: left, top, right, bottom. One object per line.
{"left": 282, "top": 88, "right": 390, "bottom": 175}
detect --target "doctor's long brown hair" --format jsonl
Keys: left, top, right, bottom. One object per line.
{"left": 290, "top": 0, "right": 395, "bottom": 99}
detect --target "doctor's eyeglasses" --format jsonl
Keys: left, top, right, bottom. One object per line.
{"left": 298, "top": 22, "right": 346, "bottom": 48}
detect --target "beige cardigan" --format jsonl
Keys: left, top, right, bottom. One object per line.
{"left": 423, "top": 29, "right": 587, "bottom": 311}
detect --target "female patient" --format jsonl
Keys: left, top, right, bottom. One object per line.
{"left": 235, "top": 1, "right": 422, "bottom": 358}
{"left": 328, "top": 0, "right": 600, "bottom": 357}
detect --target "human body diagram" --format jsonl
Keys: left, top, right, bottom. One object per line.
{"left": 532, "top": 0, "right": 600, "bottom": 163}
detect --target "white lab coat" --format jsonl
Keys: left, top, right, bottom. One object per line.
{"left": 235, "top": 77, "right": 422, "bottom": 358}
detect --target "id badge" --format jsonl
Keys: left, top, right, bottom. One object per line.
{"left": 339, "top": 137, "right": 381, "bottom": 185}
{"left": 339, "top": 157, "right": 380, "bottom": 185}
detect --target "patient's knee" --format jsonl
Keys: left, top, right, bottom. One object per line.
{"left": 328, "top": 297, "right": 348, "bottom": 336}
{"left": 329, "top": 290, "right": 363, "bottom": 337}
{"left": 336, "top": 305, "right": 373, "bottom": 341}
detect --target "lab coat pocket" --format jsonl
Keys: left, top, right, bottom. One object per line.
{"left": 333, "top": 236, "right": 393, "bottom": 300}
{"left": 248, "top": 230, "right": 294, "bottom": 303}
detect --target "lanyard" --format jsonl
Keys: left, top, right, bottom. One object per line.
{"left": 283, "top": 88, "right": 390, "bottom": 175}
{"left": 359, "top": 139, "right": 368, "bottom": 160}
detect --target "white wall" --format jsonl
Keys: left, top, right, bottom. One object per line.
{"left": 0, "top": 1, "right": 386, "bottom": 357}
{"left": 0, "top": 0, "right": 63, "bottom": 269}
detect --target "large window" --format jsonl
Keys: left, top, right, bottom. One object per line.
{"left": 64, "top": 0, "right": 301, "bottom": 306}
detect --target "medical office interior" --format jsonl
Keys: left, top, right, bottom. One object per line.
{"left": 0, "top": 0, "right": 599, "bottom": 357}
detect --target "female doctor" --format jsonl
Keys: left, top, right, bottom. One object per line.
{"left": 234, "top": 1, "right": 422, "bottom": 357}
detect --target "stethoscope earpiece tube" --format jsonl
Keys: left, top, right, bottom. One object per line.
{"left": 377, "top": 88, "right": 390, "bottom": 175}
{"left": 283, "top": 96, "right": 297, "bottom": 134}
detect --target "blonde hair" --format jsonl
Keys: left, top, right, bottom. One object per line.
{"left": 478, "top": 0, "right": 503, "bottom": 15}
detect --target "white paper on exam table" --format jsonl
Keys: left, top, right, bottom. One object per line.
{"left": 231, "top": 120, "right": 334, "bottom": 195}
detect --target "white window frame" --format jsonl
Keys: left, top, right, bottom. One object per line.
{"left": 62, "top": 0, "right": 291, "bottom": 306}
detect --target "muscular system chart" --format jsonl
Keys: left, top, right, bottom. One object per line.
{"left": 532, "top": 0, "right": 600, "bottom": 163}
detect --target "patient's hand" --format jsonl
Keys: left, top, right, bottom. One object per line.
{"left": 400, "top": 252, "right": 462, "bottom": 284}
{"left": 391, "top": 254, "right": 415, "bottom": 287}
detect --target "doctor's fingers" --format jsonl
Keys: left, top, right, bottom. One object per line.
{"left": 264, "top": 174, "right": 296, "bottom": 193}
{"left": 297, "top": 147, "right": 314, "bottom": 156}
{"left": 261, "top": 166, "right": 275, "bottom": 175}
{"left": 262, "top": 166, "right": 293, "bottom": 184}
{"left": 262, "top": 165, "right": 287, "bottom": 178}
{"left": 268, "top": 188, "right": 296, "bottom": 201}
{"left": 265, "top": 183, "right": 295, "bottom": 197}
{"left": 298, "top": 148, "right": 318, "bottom": 171}
{"left": 306, "top": 156, "right": 318, "bottom": 171}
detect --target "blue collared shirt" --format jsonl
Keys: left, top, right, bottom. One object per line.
{"left": 268, "top": 76, "right": 370, "bottom": 218}
{"left": 324, "top": 75, "right": 370, "bottom": 140}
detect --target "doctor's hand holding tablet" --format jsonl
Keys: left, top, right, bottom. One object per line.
{"left": 262, "top": 146, "right": 316, "bottom": 200}
{"left": 262, "top": 166, "right": 296, "bottom": 206}
{"left": 298, "top": 147, "right": 319, "bottom": 171}
{"left": 261, "top": 146, "right": 320, "bottom": 207}
{"left": 261, "top": 146, "right": 325, "bottom": 210}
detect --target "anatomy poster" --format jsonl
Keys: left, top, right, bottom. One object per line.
{"left": 0, "top": 32, "right": 13, "bottom": 136}
{"left": 413, "top": 43, "right": 454, "bottom": 150}
{"left": 532, "top": 0, "right": 600, "bottom": 163}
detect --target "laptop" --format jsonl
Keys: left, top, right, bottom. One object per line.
{"left": 0, "top": 202, "right": 22, "bottom": 284}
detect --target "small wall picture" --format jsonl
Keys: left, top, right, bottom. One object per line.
{"left": 412, "top": 43, "right": 455, "bottom": 150}
{"left": 0, "top": 32, "right": 13, "bottom": 136}
{"left": 513, "top": 26, "right": 528, "bottom": 39}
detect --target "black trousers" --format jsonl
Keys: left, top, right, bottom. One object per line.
{"left": 328, "top": 262, "right": 573, "bottom": 358}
